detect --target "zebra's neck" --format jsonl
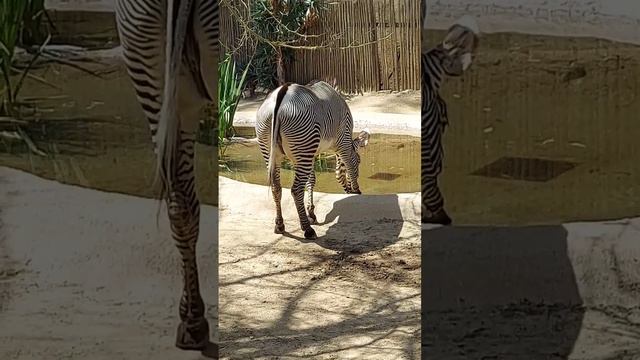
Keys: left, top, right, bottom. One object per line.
{"left": 422, "top": 47, "right": 447, "bottom": 93}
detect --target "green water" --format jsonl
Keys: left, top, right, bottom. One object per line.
{"left": 427, "top": 30, "right": 640, "bottom": 225}
{"left": 220, "top": 130, "right": 420, "bottom": 194}
{"left": 0, "top": 58, "right": 218, "bottom": 205}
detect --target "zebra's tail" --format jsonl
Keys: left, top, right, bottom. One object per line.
{"left": 154, "top": 0, "right": 194, "bottom": 201}
{"left": 267, "top": 84, "right": 289, "bottom": 188}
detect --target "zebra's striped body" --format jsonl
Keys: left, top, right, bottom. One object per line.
{"left": 115, "top": 0, "right": 219, "bottom": 351}
{"left": 256, "top": 80, "right": 370, "bottom": 239}
{"left": 421, "top": 15, "right": 479, "bottom": 225}
{"left": 422, "top": 51, "right": 449, "bottom": 223}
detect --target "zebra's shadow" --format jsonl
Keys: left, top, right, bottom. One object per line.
{"left": 422, "top": 225, "right": 584, "bottom": 359}
{"left": 301, "top": 194, "right": 405, "bottom": 254}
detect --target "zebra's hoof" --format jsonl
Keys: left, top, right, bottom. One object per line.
{"left": 275, "top": 221, "right": 285, "bottom": 234}
{"left": 175, "top": 317, "right": 209, "bottom": 351}
{"left": 304, "top": 228, "right": 317, "bottom": 239}
{"left": 423, "top": 209, "right": 452, "bottom": 226}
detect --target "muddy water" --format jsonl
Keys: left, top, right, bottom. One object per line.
{"left": 0, "top": 58, "right": 218, "bottom": 205}
{"left": 427, "top": 30, "right": 640, "bottom": 225}
{"left": 221, "top": 128, "right": 420, "bottom": 194}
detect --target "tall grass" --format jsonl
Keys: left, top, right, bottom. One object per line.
{"left": 0, "top": 0, "right": 50, "bottom": 116}
{"left": 282, "top": 152, "right": 334, "bottom": 173}
{"left": 218, "top": 52, "right": 250, "bottom": 159}
{"left": 0, "top": 0, "right": 50, "bottom": 157}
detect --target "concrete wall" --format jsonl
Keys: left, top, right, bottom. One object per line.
{"left": 428, "top": 0, "right": 640, "bottom": 45}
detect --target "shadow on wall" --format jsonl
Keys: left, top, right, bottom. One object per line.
{"left": 289, "top": 194, "right": 405, "bottom": 254}
{"left": 422, "top": 225, "right": 584, "bottom": 359}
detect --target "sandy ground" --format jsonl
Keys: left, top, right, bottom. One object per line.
{"left": 427, "top": 0, "right": 640, "bottom": 46}
{"left": 234, "top": 91, "right": 420, "bottom": 137}
{"left": 218, "top": 177, "right": 421, "bottom": 359}
{"left": 422, "top": 220, "right": 640, "bottom": 359}
{"left": 0, "top": 166, "right": 219, "bottom": 359}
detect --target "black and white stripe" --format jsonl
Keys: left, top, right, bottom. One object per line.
{"left": 256, "top": 80, "right": 370, "bottom": 240}
{"left": 115, "top": 0, "right": 219, "bottom": 351}
{"left": 422, "top": 14, "right": 479, "bottom": 225}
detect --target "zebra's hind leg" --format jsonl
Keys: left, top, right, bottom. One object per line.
{"left": 425, "top": 209, "right": 452, "bottom": 225}
{"left": 167, "top": 135, "right": 210, "bottom": 350}
{"left": 305, "top": 170, "right": 317, "bottom": 224}
{"left": 258, "top": 137, "right": 285, "bottom": 234}
{"left": 292, "top": 165, "right": 317, "bottom": 239}
{"left": 271, "top": 165, "right": 285, "bottom": 234}
{"left": 422, "top": 176, "right": 452, "bottom": 225}
{"left": 335, "top": 155, "right": 352, "bottom": 193}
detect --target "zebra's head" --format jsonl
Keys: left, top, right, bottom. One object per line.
{"left": 344, "top": 129, "right": 370, "bottom": 194}
{"left": 439, "top": 15, "right": 480, "bottom": 76}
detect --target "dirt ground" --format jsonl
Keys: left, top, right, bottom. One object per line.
{"left": 422, "top": 220, "right": 640, "bottom": 359}
{"left": 218, "top": 177, "right": 421, "bottom": 359}
{"left": 0, "top": 166, "right": 218, "bottom": 359}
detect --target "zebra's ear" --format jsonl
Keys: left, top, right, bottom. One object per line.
{"left": 354, "top": 128, "right": 370, "bottom": 149}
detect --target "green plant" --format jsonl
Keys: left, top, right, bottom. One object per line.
{"left": 314, "top": 152, "right": 334, "bottom": 172}
{"left": 0, "top": 0, "right": 50, "bottom": 117}
{"left": 248, "top": 0, "right": 327, "bottom": 87}
{"left": 218, "top": 52, "right": 250, "bottom": 159}
{"left": 251, "top": 43, "right": 277, "bottom": 90}
{"left": 0, "top": 0, "right": 51, "bottom": 157}
{"left": 282, "top": 152, "right": 334, "bottom": 173}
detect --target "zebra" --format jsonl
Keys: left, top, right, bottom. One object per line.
{"left": 115, "top": 0, "right": 219, "bottom": 351}
{"left": 255, "top": 80, "right": 370, "bottom": 240}
{"left": 422, "top": 15, "right": 479, "bottom": 225}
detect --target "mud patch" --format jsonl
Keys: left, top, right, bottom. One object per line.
{"left": 369, "top": 172, "right": 402, "bottom": 181}
{"left": 471, "top": 156, "right": 578, "bottom": 182}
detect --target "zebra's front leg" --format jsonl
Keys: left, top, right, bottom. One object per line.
{"left": 422, "top": 175, "right": 452, "bottom": 225}
{"left": 305, "top": 170, "right": 317, "bottom": 224}
{"left": 167, "top": 137, "right": 209, "bottom": 350}
{"left": 271, "top": 165, "right": 285, "bottom": 234}
{"left": 293, "top": 166, "right": 317, "bottom": 239}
